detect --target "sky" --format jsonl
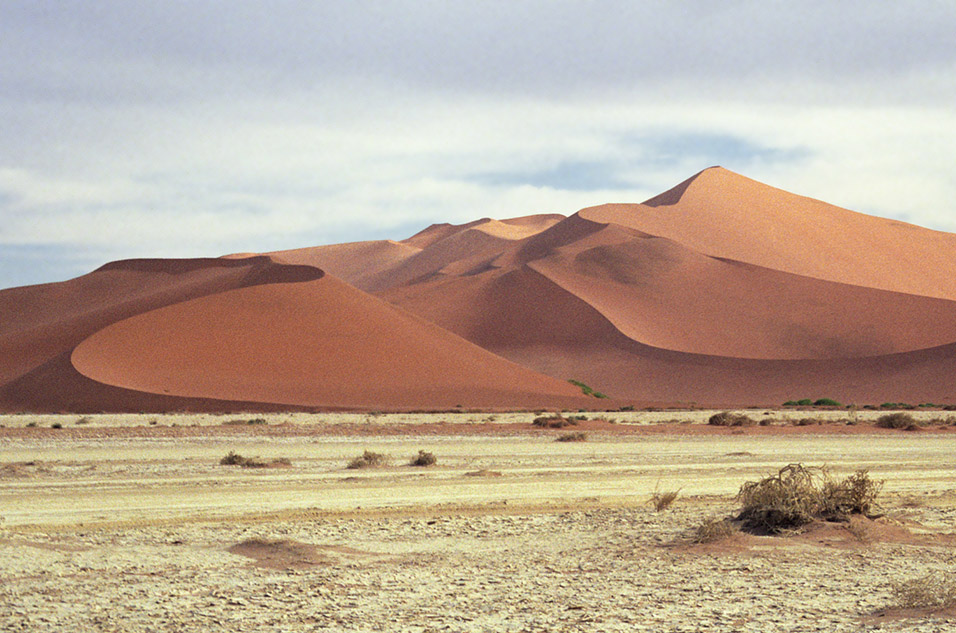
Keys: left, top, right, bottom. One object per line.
{"left": 2, "top": 1, "right": 955, "bottom": 288}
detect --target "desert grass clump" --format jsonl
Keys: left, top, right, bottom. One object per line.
{"left": 220, "top": 450, "right": 246, "bottom": 465}
{"left": 735, "top": 464, "right": 883, "bottom": 534}
{"left": 347, "top": 450, "right": 389, "bottom": 469}
{"left": 555, "top": 431, "right": 588, "bottom": 442}
{"left": 892, "top": 572, "right": 956, "bottom": 609}
{"left": 649, "top": 486, "right": 680, "bottom": 512}
{"left": 223, "top": 417, "right": 268, "bottom": 426}
{"left": 220, "top": 451, "right": 290, "bottom": 468}
{"left": 707, "top": 411, "right": 755, "bottom": 427}
{"left": 409, "top": 450, "right": 437, "bottom": 467}
{"left": 693, "top": 517, "right": 737, "bottom": 543}
{"left": 532, "top": 415, "right": 575, "bottom": 428}
{"left": 875, "top": 412, "right": 918, "bottom": 429}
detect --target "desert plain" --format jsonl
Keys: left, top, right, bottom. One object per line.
{"left": 3, "top": 410, "right": 956, "bottom": 632}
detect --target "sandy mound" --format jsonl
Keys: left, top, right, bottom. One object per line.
{"left": 228, "top": 539, "right": 329, "bottom": 569}
{"left": 69, "top": 273, "right": 586, "bottom": 410}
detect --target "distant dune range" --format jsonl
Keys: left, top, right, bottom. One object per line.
{"left": 3, "top": 167, "right": 956, "bottom": 412}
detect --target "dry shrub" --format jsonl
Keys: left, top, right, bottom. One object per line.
{"left": 649, "top": 487, "right": 680, "bottom": 512}
{"left": 736, "top": 464, "right": 883, "bottom": 534}
{"left": 893, "top": 572, "right": 956, "bottom": 609}
{"left": 409, "top": 450, "right": 437, "bottom": 467}
{"left": 220, "top": 451, "right": 291, "bottom": 468}
{"left": 693, "top": 517, "right": 737, "bottom": 543}
{"left": 220, "top": 451, "right": 245, "bottom": 465}
{"left": 708, "top": 411, "right": 755, "bottom": 427}
{"left": 555, "top": 431, "right": 588, "bottom": 442}
{"left": 347, "top": 450, "right": 389, "bottom": 469}
{"left": 533, "top": 415, "right": 575, "bottom": 428}
{"left": 223, "top": 417, "right": 268, "bottom": 426}
{"left": 819, "top": 469, "right": 883, "bottom": 516}
{"left": 737, "top": 464, "right": 820, "bottom": 533}
{"left": 875, "top": 412, "right": 918, "bottom": 429}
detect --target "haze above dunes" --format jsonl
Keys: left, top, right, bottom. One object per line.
{"left": 4, "top": 166, "right": 956, "bottom": 412}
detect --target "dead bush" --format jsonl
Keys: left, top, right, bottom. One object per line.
{"left": 819, "top": 469, "right": 883, "bottom": 517}
{"left": 220, "top": 451, "right": 290, "bottom": 468}
{"left": 555, "top": 431, "right": 588, "bottom": 442}
{"left": 893, "top": 572, "right": 956, "bottom": 609}
{"left": 409, "top": 450, "right": 437, "bottom": 467}
{"left": 347, "top": 450, "right": 389, "bottom": 469}
{"left": 708, "top": 411, "right": 755, "bottom": 427}
{"left": 875, "top": 412, "right": 918, "bottom": 429}
{"left": 693, "top": 518, "right": 737, "bottom": 543}
{"left": 532, "top": 415, "right": 575, "bottom": 428}
{"left": 737, "top": 464, "right": 821, "bottom": 533}
{"left": 736, "top": 464, "right": 883, "bottom": 534}
{"left": 649, "top": 487, "right": 680, "bottom": 512}
{"left": 220, "top": 451, "right": 245, "bottom": 465}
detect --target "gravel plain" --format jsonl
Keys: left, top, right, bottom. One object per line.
{"left": 2, "top": 412, "right": 956, "bottom": 632}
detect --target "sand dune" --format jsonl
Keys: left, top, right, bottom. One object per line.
{"left": 5, "top": 167, "right": 956, "bottom": 410}
{"left": 584, "top": 167, "right": 956, "bottom": 300}
{"left": 70, "top": 274, "right": 585, "bottom": 410}
{"left": 0, "top": 256, "right": 587, "bottom": 412}
{"left": 356, "top": 168, "right": 956, "bottom": 405}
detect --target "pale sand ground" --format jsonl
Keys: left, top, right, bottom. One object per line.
{"left": 2, "top": 413, "right": 956, "bottom": 631}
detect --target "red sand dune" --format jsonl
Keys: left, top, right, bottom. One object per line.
{"left": 4, "top": 166, "right": 956, "bottom": 411}
{"left": 330, "top": 167, "right": 956, "bottom": 406}
{"left": 70, "top": 274, "right": 586, "bottom": 410}
{"left": 0, "top": 255, "right": 588, "bottom": 412}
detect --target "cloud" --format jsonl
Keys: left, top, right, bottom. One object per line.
{"left": 1, "top": 2, "right": 955, "bottom": 288}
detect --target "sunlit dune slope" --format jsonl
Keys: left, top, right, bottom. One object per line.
{"left": 70, "top": 273, "right": 584, "bottom": 410}
{"left": 0, "top": 256, "right": 587, "bottom": 412}
{"left": 585, "top": 167, "right": 956, "bottom": 300}
{"left": 346, "top": 167, "right": 956, "bottom": 404}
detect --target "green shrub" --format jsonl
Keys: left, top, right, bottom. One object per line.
{"left": 569, "top": 379, "right": 608, "bottom": 398}
{"left": 813, "top": 398, "right": 841, "bottom": 406}
{"left": 796, "top": 399, "right": 813, "bottom": 406}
